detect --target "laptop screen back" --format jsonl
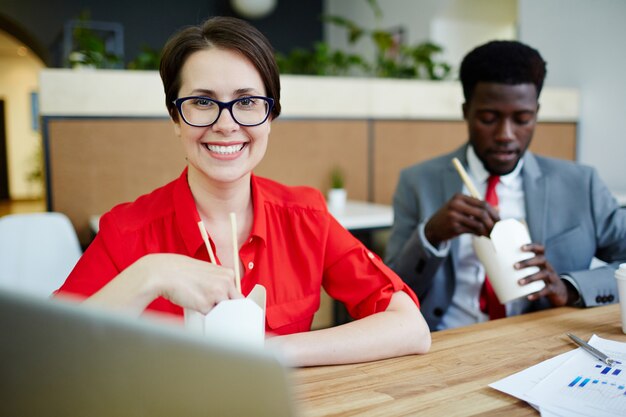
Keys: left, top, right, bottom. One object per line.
{"left": 0, "top": 289, "right": 296, "bottom": 417}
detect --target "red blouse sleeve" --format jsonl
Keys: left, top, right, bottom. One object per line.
{"left": 322, "top": 215, "right": 420, "bottom": 319}
{"left": 54, "top": 212, "right": 125, "bottom": 299}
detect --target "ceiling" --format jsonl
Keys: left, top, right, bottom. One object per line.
{"left": 0, "top": 30, "right": 37, "bottom": 61}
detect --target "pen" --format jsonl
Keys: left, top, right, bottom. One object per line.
{"left": 567, "top": 333, "right": 615, "bottom": 366}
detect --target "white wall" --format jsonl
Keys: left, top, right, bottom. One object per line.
{"left": 325, "top": 0, "right": 517, "bottom": 76}
{"left": 0, "top": 31, "right": 44, "bottom": 199}
{"left": 430, "top": 0, "right": 517, "bottom": 75}
{"left": 519, "top": 0, "right": 626, "bottom": 193}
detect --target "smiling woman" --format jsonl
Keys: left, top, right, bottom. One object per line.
{"left": 172, "top": 47, "right": 272, "bottom": 187}
{"left": 54, "top": 16, "right": 431, "bottom": 367}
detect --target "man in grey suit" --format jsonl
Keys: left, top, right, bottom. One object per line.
{"left": 385, "top": 40, "right": 626, "bottom": 331}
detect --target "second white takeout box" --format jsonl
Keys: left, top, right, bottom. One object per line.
{"left": 473, "top": 219, "right": 545, "bottom": 304}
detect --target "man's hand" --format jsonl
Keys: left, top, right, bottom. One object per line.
{"left": 515, "top": 243, "right": 572, "bottom": 306}
{"left": 424, "top": 193, "right": 500, "bottom": 246}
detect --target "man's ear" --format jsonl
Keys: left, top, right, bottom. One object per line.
{"left": 462, "top": 102, "right": 468, "bottom": 120}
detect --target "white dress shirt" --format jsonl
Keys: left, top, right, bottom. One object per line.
{"left": 427, "top": 146, "right": 527, "bottom": 330}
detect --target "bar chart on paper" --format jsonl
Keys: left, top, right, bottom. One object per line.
{"left": 567, "top": 362, "right": 626, "bottom": 397}
{"left": 525, "top": 336, "right": 626, "bottom": 417}
{"left": 562, "top": 361, "right": 626, "bottom": 414}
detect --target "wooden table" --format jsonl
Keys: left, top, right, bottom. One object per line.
{"left": 292, "top": 304, "right": 626, "bottom": 416}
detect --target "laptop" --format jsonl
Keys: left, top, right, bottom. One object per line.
{"left": 0, "top": 289, "right": 297, "bottom": 417}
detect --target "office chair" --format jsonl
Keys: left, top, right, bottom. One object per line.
{"left": 0, "top": 212, "right": 81, "bottom": 297}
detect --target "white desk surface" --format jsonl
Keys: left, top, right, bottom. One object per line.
{"left": 90, "top": 200, "right": 393, "bottom": 234}
{"left": 613, "top": 191, "right": 626, "bottom": 207}
{"left": 89, "top": 215, "right": 100, "bottom": 235}
{"left": 328, "top": 200, "right": 393, "bottom": 231}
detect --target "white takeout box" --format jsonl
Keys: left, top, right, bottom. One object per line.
{"left": 473, "top": 218, "right": 545, "bottom": 304}
{"left": 184, "top": 284, "right": 266, "bottom": 348}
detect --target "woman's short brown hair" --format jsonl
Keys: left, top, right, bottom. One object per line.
{"left": 159, "top": 16, "right": 281, "bottom": 122}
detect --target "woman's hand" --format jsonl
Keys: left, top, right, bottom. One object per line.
{"left": 86, "top": 253, "right": 242, "bottom": 315}
{"left": 148, "top": 254, "right": 243, "bottom": 313}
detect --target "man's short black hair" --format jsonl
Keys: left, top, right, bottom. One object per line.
{"left": 460, "top": 40, "right": 547, "bottom": 101}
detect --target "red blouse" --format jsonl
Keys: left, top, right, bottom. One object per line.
{"left": 57, "top": 169, "right": 419, "bottom": 335}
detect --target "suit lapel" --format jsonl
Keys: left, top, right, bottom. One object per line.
{"left": 522, "top": 152, "right": 548, "bottom": 244}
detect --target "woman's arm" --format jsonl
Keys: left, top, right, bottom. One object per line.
{"left": 270, "top": 291, "right": 431, "bottom": 367}
{"left": 83, "top": 253, "right": 242, "bottom": 315}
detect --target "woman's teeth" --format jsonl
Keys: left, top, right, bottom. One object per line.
{"left": 205, "top": 144, "right": 244, "bottom": 154}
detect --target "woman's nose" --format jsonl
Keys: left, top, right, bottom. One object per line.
{"left": 211, "top": 108, "right": 239, "bottom": 132}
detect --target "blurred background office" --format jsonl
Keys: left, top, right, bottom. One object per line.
{"left": 1, "top": 0, "right": 625, "bottom": 208}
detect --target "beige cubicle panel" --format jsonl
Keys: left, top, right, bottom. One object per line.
{"left": 47, "top": 118, "right": 370, "bottom": 246}
{"left": 529, "top": 122, "right": 577, "bottom": 160}
{"left": 48, "top": 119, "right": 186, "bottom": 245}
{"left": 46, "top": 117, "right": 575, "bottom": 245}
{"left": 256, "top": 119, "right": 369, "bottom": 200}
{"left": 372, "top": 121, "right": 577, "bottom": 205}
{"left": 372, "top": 120, "right": 467, "bottom": 205}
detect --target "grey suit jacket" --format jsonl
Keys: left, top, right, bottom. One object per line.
{"left": 385, "top": 146, "right": 626, "bottom": 330}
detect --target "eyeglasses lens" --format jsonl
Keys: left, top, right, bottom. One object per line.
{"left": 181, "top": 97, "right": 270, "bottom": 126}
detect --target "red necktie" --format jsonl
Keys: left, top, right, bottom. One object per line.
{"left": 479, "top": 175, "right": 506, "bottom": 319}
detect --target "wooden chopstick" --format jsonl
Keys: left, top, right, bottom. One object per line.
{"left": 197, "top": 220, "right": 217, "bottom": 264}
{"left": 229, "top": 212, "right": 242, "bottom": 293}
{"left": 452, "top": 157, "right": 481, "bottom": 199}
{"left": 197, "top": 216, "right": 242, "bottom": 293}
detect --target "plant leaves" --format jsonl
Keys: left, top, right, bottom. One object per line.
{"left": 283, "top": 2, "right": 452, "bottom": 81}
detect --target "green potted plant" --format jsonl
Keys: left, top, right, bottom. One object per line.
{"left": 328, "top": 167, "right": 347, "bottom": 211}
{"left": 127, "top": 45, "right": 161, "bottom": 70}
{"left": 67, "top": 11, "right": 122, "bottom": 69}
{"left": 276, "top": 0, "right": 451, "bottom": 80}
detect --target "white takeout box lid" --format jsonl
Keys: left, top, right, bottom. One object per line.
{"left": 184, "top": 284, "right": 266, "bottom": 348}
{"left": 473, "top": 219, "right": 544, "bottom": 304}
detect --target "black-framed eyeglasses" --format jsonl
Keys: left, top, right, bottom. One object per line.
{"left": 173, "top": 96, "right": 274, "bottom": 127}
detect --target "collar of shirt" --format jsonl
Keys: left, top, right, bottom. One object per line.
{"left": 173, "top": 168, "right": 268, "bottom": 258}
{"left": 466, "top": 145, "right": 524, "bottom": 190}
